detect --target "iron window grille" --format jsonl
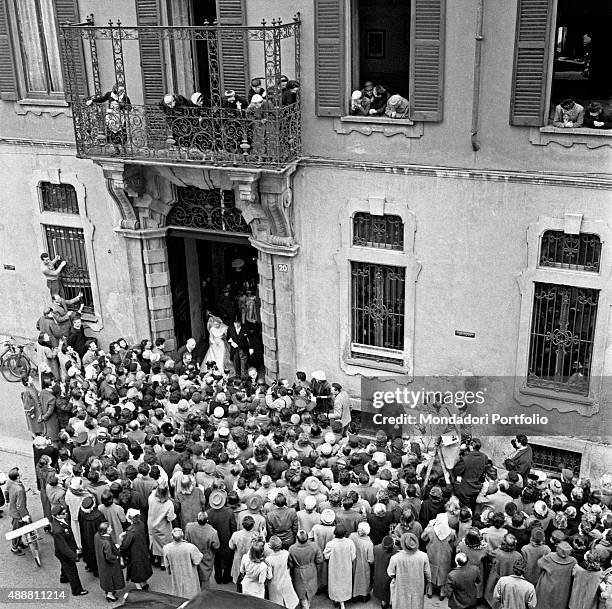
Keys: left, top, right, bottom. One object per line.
{"left": 39, "top": 182, "right": 80, "bottom": 214}
{"left": 43, "top": 225, "right": 94, "bottom": 313}
{"left": 527, "top": 282, "right": 599, "bottom": 395}
{"left": 539, "top": 230, "right": 601, "bottom": 272}
{"left": 352, "top": 212, "right": 404, "bottom": 250}
{"left": 530, "top": 443, "right": 582, "bottom": 477}
{"left": 168, "top": 187, "right": 250, "bottom": 234}
{"left": 351, "top": 262, "right": 405, "bottom": 358}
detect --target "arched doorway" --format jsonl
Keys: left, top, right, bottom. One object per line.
{"left": 166, "top": 186, "right": 264, "bottom": 374}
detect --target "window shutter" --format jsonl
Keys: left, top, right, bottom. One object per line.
{"left": 136, "top": 0, "right": 166, "bottom": 105}
{"left": 54, "top": 0, "right": 87, "bottom": 99}
{"left": 510, "top": 0, "right": 554, "bottom": 126}
{"left": 217, "top": 0, "right": 248, "bottom": 97}
{"left": 314, "top": 0, "right": 345, "bottom": 117}
{"left": 0, "top": 0, "right": 18, "bottom": 99}
{"left": 409, "top": 0, "right": 446, "bottom": 122}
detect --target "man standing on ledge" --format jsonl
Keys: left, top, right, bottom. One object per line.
{"left": 40, "top": 252, "right": 66, "bottom": 298}
{"left": 503, "top": 435, "right": 533, "bottom": 479}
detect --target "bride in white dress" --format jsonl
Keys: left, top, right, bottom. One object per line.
{"left": 202, "top": 314, "right": 230, "bottom": 372}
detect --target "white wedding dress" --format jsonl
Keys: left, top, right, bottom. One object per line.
{"left": 202, "top": 319, "right": 229, "bottom": 372}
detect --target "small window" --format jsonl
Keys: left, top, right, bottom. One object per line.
{"left": 530, "top": 443, "right": 582, "bottom": 477}
{"left": 353, "top": 212, "right": 404, "bottom": 250}
{"left": 539, "top": 230, "right": 601, "bottom": 272}
{"left": 43, "top": 225, "right": 94, "bottom": 313}
{"left": 527, "top": 282, "right": 599, "bottom": 395}
{"left": 351, "top": 261, "right": 405, "bottom": 355}
{"left": 39, "top": 183, "right": 79, "bottom": 214}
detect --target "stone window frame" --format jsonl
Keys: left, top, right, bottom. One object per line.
{"left": 29, "top": 169, "right": 103, "bottom": 330}
{"left": 334, "top": 195, "right": 421, "bottom": 377}
{"left": 514, "top": 213, "right": 611, "bottom": 415}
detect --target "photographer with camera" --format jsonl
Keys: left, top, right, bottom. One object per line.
{"left": 452, "top": 437, "right": 489, "bottom": 510}
{"left": 503, "top": 434, "right": 533, "bottom": 479}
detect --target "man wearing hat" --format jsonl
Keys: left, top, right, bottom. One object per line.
{"left": 72, "top": 431, "right": 94, "bottom": 465}
{"left": 372, "top": 535, "right": 398, "bottom": 608}
{"left": 387, "top": 533, "right": 431, "bottom": 609}
{"left": 239, "top": 494, "right": 266, "bottom": 535}
{"left": 222, "top": 89, "right": 248, "bottom": 112}
{"left": 534, "top": 540, "right": 576, "bottom": 609}
{"left": 494, "top": 557, "right": 536, "bottom": 609}
{"left": 206, "top": 490, "right": 236, "bottom": 584}
{"left": 50, "top": 504, "right": 88, "bottom": 596}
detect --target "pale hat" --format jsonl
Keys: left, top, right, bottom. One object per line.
{"left": 319, "top": 443, "right": 332, "bottom": 456}
{"left": 224, "top": 89, "right": 236, "bottom": 98}
{"left": 303, "top": 495, "right": 317, "bottom": 510}
{"left": 324, "top": 432, "right": 336, "bottom": 445}
{"left": 351, "top": 90, "right": 362, "bottom": 100}
{"left": 209, "top": 490, "right": 227, "bottom": 509}
{"left": 213, "top": 406, "right": 225, "bottom": 419}
{"left": 70, "top": 477, "right": 83, "bottom": 490}
{"left": 321, "top": 508, "right": 336, "bottom": 525}
{"left": 250, "top": 94, "right": 264, "bottom": 104}
{"left": 373, "top": 451, "right": 387, "bottom": 466}
{"left": 190, "top": 92, "right": 203, "bottom": 105}
{"left": 126, "top": 508, "right": 141, "bottom": 521}
{"left": 33, "top": 436, "right": 49, "bottom": 449}
{"left": 388, "top": 94, "right": 403, "bottom": 106}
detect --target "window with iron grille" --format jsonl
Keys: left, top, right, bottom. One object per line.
{"left": 351, "top": 262, "right": 405, "bottom": 357}
{"left": 531, "top": 443, "right": 582, "bottom": 477}
{"left": 39, "top": 182, "right": 79, "bottom": 214}
{"left": 539, "top": 230, "right": 601, "bottom": 272}
{"left": 353, "top": 213, "right": 404, "bottom": 250}
{"left": 527, "top": 282, "right": 599, "bottom": 395}
{"left": 43, "top": 225, "right": 93, "bottom": 313}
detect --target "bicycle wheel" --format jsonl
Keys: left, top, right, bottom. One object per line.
{"left": 29, "top": 539, "right": 41, "bottom": 567}
{"left": 5, "top": 353, "right": 30, "bottom": 381}
{"left": 0, "top": 358, "right": 16, "bottom": 382}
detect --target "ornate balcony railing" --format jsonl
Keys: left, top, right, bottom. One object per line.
{"left": 60, "top": 17, "right": 301, "bottom": 168}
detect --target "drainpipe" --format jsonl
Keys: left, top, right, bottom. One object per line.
{"left": 471, "top": 0, "right": 485, "bottom": 151}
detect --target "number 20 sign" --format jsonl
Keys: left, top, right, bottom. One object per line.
{"left": 277, "top": 263, "right": 289, "bottom": 272}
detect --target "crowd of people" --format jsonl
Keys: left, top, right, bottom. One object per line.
{"left": 1, "top": 271, "right": 611, "bottom": 609}
{"left": 350, "top": 81, "right": 409, "bottom": 119}
{"left": 552, "top": 99, "right": 611, "bottom": 129}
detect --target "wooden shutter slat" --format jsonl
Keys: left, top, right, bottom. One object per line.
{"left": 54, "top": 0, "right": 87, "bottom": 100}
{"left": 136, "top": 0, "right": 166, "bottom": 105}
{"left": 217, "top": 0, "right": 248, "bottom": 96}
{"left": 510, "top": 0, "right": 554, "bottom": 126}
{"left": 0, "top": 0, "right": 18, "bottom": 100}
{"left": 314, "top": 0, "right": 345, "bottom": 117}
{"left": 409, "top": 0, "right": 445, "bottom": 122}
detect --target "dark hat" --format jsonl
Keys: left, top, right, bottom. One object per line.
{"left": 81, "top": 496, "right": 95, "bottom": 510}
{"left": 382, "top": 535, "right": 395, "bottom": 549}
{"left": 51, "top": 505, "right": 64, "bottom": 516}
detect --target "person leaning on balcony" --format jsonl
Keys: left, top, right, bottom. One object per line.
{"left": 368, "top": 85, "right": 389, "bottom": 116}
{"left": 350, "top": 91, "right": 370, "bottom": 116}
{"left": 85, "top": 84, "right": 132, "bottom": 154}
{"left": 222, "top": 90, "right": 248, "bottom": 113}
{"left": 584, "top": 102, "right": 612, "bottom": 129}
{"left": 552, "top": 98, "right": 584, "bottom": 128}
{"left": 385, "top": 94, "right": 409, "bottom": 119}
{"left": 159, "top": 93, "right": 197, "bottom": 147}
{"left": 247, "top": 78, "right": 267, "bottom": 103}
{"left": 281, "top": 80, "right": 300, "bottom": 105}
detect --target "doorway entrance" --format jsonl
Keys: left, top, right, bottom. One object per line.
{"left": 189, "top": 0, "right": 218, "bottom": 104}
{"left": 167, "top": 233, "right": 264, "bottom": 373}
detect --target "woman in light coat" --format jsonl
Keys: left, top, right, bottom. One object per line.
{"left": 147, "top": 481, "right": 175, "bottom": 568}
{"left": 349, "top": 521, "right": 374, "bottom": 601}
{"left": 240, "top": 540, "right": 272, "bottom": 598}
{"left": 266, "top": 535, "right": 299, "bottom": 608}
{"left": 388, "top": 533, "right": 431, "bottom": 609}
{"left": 323, "top": 524, "right": 356, "bottom": 609}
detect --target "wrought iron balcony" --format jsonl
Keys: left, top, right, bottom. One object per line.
{"left": 60, "top": 17, "right": 301, "bottom": 168}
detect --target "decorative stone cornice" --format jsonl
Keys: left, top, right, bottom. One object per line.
{"left": 98, "top": 161, "right": 140, "bottom": 230}
{"left": 0, "top": 136, "right": 75, "bottom": 150}
{"left": 299, "top": 157, "right": 612, "bottom": 190}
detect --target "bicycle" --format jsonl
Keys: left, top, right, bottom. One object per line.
{"left": 5, "top": 515, "right": 49, "bottom": 567}
{"left": 0, "top": 338, "right": 33, "bottom": 382}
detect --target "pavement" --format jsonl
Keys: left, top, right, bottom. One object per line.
{"left": 0, "top": 377, "right": 473, "bottom": 609}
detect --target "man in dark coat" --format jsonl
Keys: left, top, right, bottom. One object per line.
{"left": 226, "top": 317, "right": 252, "bottom": 378}
{"left": 119, "top": 509, "right": 153, "bottom": 590}
{"left": 6, "top": 467, "right": 29, "bottom": 554}
{"left": 503, "top": 435, "right": 533, "bottom": 479}
{"left": 78, "top": 495, "right": 105, "bottom": 576}
{"left": 206, "top": 490, "right": 236, "bottom": 584}
{"left": 66, "top": 317, "right": 89, "bottom": 359}
{"left": 266, "top": 494, "right": 299, "bottom": 549}
{"left": 185, "top": 511, "right": 220, "bottom": 588}
{"left": 50, "top": 505, "right": 88, "bottom": 596}
{"left": 443, "top": 552, "right": 481, "bottom": 609}
{"left": 452, "top": 438, "right": 489, "bottom": 508}
{"left": 373, "top": 536, "right": 398, "bottom": 608}
{"left": 94, "top": 521, "right": 125, "bottom": 602}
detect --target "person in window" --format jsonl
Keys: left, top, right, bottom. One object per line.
{"left": 222, "top": 90, "right": 248, "bottom": 113}
{"left": 385, "top": 94, "right": 410, "bottom": 119}
{"left": 86, "top": 84, "right": 132, "bottom": 155}
{"left": 282, "top": 80, "right": 300, "bottom": 105}
{"left": 247, "top": 78, "right": 267, "bottom": 103}
{"left": 279, "top": 74, "right": 289, "bottom": 91}
{"left": 368, "top": 85, "right": 389, "bottom": 116}
{"left": 361, "top": 81, "right": 375, "bottom": 104}
{"left": 552, "top": 99, "right": 584, "bottom": 128}
{"left": 584, "top": 102, "right": 611, "bottom": 129}
{"left": 351, "top": 91, "right": 370, "bottom": 116}
{"left": 159, "top": 93, "right": 196, "bottom": 147}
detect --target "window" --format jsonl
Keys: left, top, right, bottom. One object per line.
{"left": 14, "top": 0, "right": 63, "bottom": 97}
{"left": 351, "top": 262, "right": 406, "bottom": 357}
{"left": 550, "top": 0, "right": 612, "bottom": 121}
{"left": 39, "top": 182, "right": 79, "bottom": 214}
{"left": 353, "top": 212, "right": 404, "bottom": 250}
{"left": 527, "top": 282, "right": 598, "bottom": 394}
{"left": 314, "top": 0, "right": 445, "bottom": 121}
{"left": 530, "top": 443, "right": 582, "bottom": 476}
{"left": 43, "top": 225, "right": 94, "bottom": 313}
{"left": 539, "top": 230, "right": 601, "bottom": 271}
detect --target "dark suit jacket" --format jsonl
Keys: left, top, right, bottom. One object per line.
{"left": 453, "top": 450, "right": 489, "bottom": 494}
{"left": 52, "top": 517, "right": 79, "bottom": 562}
{"left": 504, "top": 445, "right": 533, "bottom": 478}
{"left": 443, "top": 564, "right": 481, "bottom": 609}
{"left": 227, "top": 324, "right": 250, "bottom": 353}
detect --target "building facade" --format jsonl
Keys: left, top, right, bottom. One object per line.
{"left": 0, "top": 0, "right": 610, "bottom": 479}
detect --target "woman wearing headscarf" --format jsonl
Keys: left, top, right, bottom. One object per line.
{"left": 267, "top": 535, "right": 299, "bottom": 608}
{"left": 456, "top": 528, "right": 488, "bottom": 601}
{"left": 323, "top": 524, "right": 357, "bottom": 609}
{"left": 35, "top": 453, "right": 55, "bottom": 522}
{"left": 421, "top": 506, "right": 457, "bottom": 599}
{"left": 175, "top": 474, "right": 206, "bottom": 530}
{"left": 288, "top": 529, "right": 323, "bottom": 609}
{"left": 349, "top": 521, "right": 374, "bottom": 602}
{"left": 535, "top": 540, "right": 577, "bottom": 609}
{"left": 239, "top": 539, "right": 272, "bottom": 599}
{"left": 484, "top": 533, "right": 522, "bottom": 609}
{"left": 147, "top": 480, "right": 175, "bottom": 568}
{"left": 387, "top": 533, "right": 431, "bottom": 609}
{"left": 119, "top": 509, "right": 153, "bottom": 591}
{"left": 311, "top": 508, "right": 336, "bottom": 591}
{"left": 568, "top": 551, "right": 602, "bottom": 609}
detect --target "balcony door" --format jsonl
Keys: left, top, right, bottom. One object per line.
{"left": 189, "top": 0, "right": 217, "bottom": 103}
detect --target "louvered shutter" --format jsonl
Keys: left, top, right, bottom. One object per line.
{"left": 409, "top": 0, "right": 446, "bottom": 121}
{"left": 55, "top": 0, "right": 87, "bottom": 100}
{"left": 217, "top": 0, "right": 248, "bottom": 96}
{"left": 0, "top": 0, "right": 18, "bottom": 100}
{"left": 510, "top": 0, "right": 554, "bottom": 126}
{"left": 136, "top": 0, "right": 166, "bottom": 105}
{"left": 314, "top": 0, "right": 345, "bottom": 117}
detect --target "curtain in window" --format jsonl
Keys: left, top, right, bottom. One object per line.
{"left": 39, "top": 0, "right": 63, "bottom": 92}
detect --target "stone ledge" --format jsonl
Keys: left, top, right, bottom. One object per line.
{"left": 530, "top": 126, "right": 612, "bottom": 148}
{"left": 334, "top": 116, "right": 423, "bottom": 139}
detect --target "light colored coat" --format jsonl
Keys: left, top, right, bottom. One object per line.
{"left": 163, "top": 540, "right": 203, "bottom": 599}
{"left": 349, "top": 532, "right": 374, "bottom": 597}
{"left": 387, "top": 549, "right": 431, "bottom": 609}
{"left": 147, "top": 493, "right": 175, "bottom": 556}
{"left": 323, "top": 537, "right": 357, "bottom": 602}
{"left": 494, "top": 574, "right": 537, "bottom": 609}
{"left": 267, "top": 549, "right": 299, "bottom": 608}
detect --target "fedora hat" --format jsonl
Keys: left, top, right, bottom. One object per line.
{"left": 246, "top": 494, "right": 263, "bottom": 512}
{"left": 209, "top": 490, "right": 227, "bottom": 509}
{"left": 304, "top": 476, "right": 320, "bottom": 494}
